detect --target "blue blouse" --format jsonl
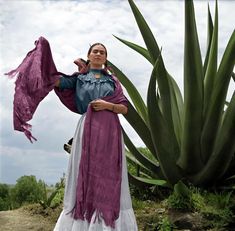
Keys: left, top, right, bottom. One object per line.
{"left": 59, "top": 69, "right": 115, "bottom": 114}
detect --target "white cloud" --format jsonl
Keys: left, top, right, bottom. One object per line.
{"left": 0, "top": 146, "right": 68, "bottom": 185}
{"left": 0, "top": 0, "right": 234, "bottom": 184}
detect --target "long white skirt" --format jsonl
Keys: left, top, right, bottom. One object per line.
{"left": 53, "top": 114, "right": 138, "bottom": 231}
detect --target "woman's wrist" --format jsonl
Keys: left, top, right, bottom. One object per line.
{"left": 106, "top": 102, "right": 115, "bottom": 112}
{"left": 105, "top": 102, "right": 127, "bottom": 114}
{"left": 112, "top": 103, "right": 115, "bottom": 112}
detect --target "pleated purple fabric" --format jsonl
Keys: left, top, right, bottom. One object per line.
{"left": 72, "top": 76, "right": 128, "bottom": 228}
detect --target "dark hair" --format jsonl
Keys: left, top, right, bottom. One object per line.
{"left": 87, "top": 43, "right": 107, "bottom": 56}
{"left": 86, "top": 43, "right": 108, "bottom": 67}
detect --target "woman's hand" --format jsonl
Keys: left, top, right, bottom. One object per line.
{"left": 90, "top": 99, "right": 109, "bottom": 111}
{"left": 74, "top": 58, "right": 87, "bottom": 73}
{"left": 90, "top": 99, "right": 128, "bottom": 114}
{"left": 55, "top": 79, "right": 60, "bottom": 87}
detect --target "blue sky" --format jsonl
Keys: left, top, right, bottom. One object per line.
{"left": 0, "top": 0, "right": 234, "bottom": 185}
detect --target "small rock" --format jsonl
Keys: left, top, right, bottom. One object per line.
{"left": 156, "top": 208, "right": 166, "bottom": 214}
{"left": 168, "top": 209, "right": 204, "bottom": 230}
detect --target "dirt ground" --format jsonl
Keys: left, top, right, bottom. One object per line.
{"left": 0, "top": 208, "right": 55, "bottom": 231}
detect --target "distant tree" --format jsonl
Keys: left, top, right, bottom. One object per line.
{"left": 11, "top": 175, "right": 47, "bottom": 206}
{"left": 0, "top": 183, "right": 9, "bottom": 198}
{"left": 0, "top": 183, "right": 11, "bottom": 211}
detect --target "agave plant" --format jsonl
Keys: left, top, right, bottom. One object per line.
{"left": 109, "top": 0, "right": 235, "bottom": 187}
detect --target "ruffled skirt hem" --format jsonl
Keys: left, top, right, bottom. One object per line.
{"left": 54, "top": 208, "right": 137, "bottom": 231}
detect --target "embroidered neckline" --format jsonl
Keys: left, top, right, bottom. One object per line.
{"left": 90, "top": 69, "right": 102, "bottom": 79}
{"left": 90, "top": 68, "right": 102, "bottom": 73}
{"left": 77, "top": 72, "right": 114, "bottom": 83}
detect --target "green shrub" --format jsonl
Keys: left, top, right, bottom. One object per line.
{"left": 11, "top": 175, "right": 47, "bottom": 207}
{"left": 157, "top": 217, "right": 173, "bottom": 231}
{"left": 167, "top": 181, "right": 194, "bottom": 211}
{"left": 0, "top": 183, "right": 11, "bottom": 211}
{"left": 40, "top": 174, "right": 65, "bottom": 209}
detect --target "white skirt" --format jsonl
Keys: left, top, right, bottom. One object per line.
{"left": 53, "top": 114, "right": 138, "bottom": 231}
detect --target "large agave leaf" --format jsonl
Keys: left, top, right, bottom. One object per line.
{"left": 128, "top": 0, "right": 184, "bottom": 147}
{"left": 203, "top": 0, "right": 218, "bottom": 133}
{"left": 126, "top": 152, "right": 152, "bottom": 179}
{"left": 192, "top": 92, "right": 235, "bottom": 185}
{"left": 147, "top": 57, "right": 182, "bottom": 184}
{"left": 201, "top": 30, "right": 235, "bottom": 162}
{"left": 127, "top": 0, "right": 176, "bottom": 138}
{"left": 203, "top": 3, "right": 214, "bottom": 76}
{"left": 125, "top": 150, "right": 150, "bottom": 172}
{"left": 108, "top": 60, "right": 148, "bottom": 123}
{"left": 113, "top": 36, "right": 153, "bottom": 64}
{"left": 147, "top": 53, "right": 177, "bottom": 139}
{"left": 224, "top": 159, "right": 235, "bottom": 181}
{"left": 153, "top": 54, "right": 180, "bottom": 150}
{"left": 123, "top": 102, "right": 157, "bottom": 158}
{"left": 128, "top": 173, "right": 169, "bottom": 188}
{"left": 112, "top": 36, "right": 184, "bottom": 144}
{"left": 113, "top": 37, "right": 183, "bottom": 143}
{"left": 122, "top": 129, "right": 164, "bottom": 179}
{"left": 232, "top": 72, "right": 235, "bottom": 81}
{"left": 128, "top": 0, "right": 160, "bottom": 63}
{"left": 125, "top": 151, "right": 161, "bottom": 180}
{"left": 177, "top": 0, "right": 204, "bottom": 173}
{"left": 168, "top": 75, "right": 184, "bottom": 146}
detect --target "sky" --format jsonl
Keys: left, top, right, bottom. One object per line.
{"left": 0, "top": 0, "right": 234, "bottom": 185}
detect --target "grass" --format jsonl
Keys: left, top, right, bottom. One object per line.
{"left": 129, "top": 181, "right": 235, "bottom": 231}
{"left": 19, "top": 187, "right": 235, "bottom": 231}
{"left": 7, "top": 173, "right": 234, "bottom": 231}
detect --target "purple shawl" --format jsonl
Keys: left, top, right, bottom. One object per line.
{"left": 73, "top": 76, "right": 128, "bottom": 228}
{"left": 5, "top": 37, "right": 61, "bottom": 142}
{"left": 5, "top": 36, "right": 128, "bottom": 228}
{"left": 4, "top": 37, "right": 85, "bottom": 140}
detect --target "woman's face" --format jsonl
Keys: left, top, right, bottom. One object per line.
{"left": 88, "top": 44, "right": 107, "bottom": 68}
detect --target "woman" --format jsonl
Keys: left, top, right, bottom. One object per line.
{"left": 53, "top": 43, "right": 138, "bottom": 231}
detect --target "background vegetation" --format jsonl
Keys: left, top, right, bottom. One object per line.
{"left": 0, "top": 175, "right": 64, "bottom": 211}
{"left": 1, "top": 156, "right": 234, "bottom": 230}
